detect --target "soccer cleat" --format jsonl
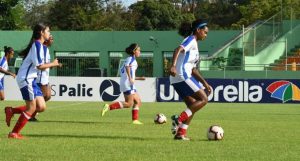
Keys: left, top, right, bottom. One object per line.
{"left": 8, "top": 132, "right": 25, "bottom": 139}
{"left": 28, "top": 117, "right": 38, "bottom": 122}
{"left": 171, "top": 115, "right": 180, "bottom": 135}
{"left": 5, "top": 106, "right": 14, "bottom": 127}
{"left": 174, "top": 135, "right": 190, "bottom": 141}
{"left": 132, "top": 120, "right": 143, "bottom": 125}
{"left": 101, "top": 104, "right": 109, "bottom": 116}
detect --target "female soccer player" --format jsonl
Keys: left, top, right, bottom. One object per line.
{"left": 0, "top": 46, "right": 16, "bottom": 100}
{"left": 5, "top": 23, "right": 60, "bottom": 139}
{"left": 169, "top": 19, "right": 212, "bottom": 140}
{"left": 29, "top": 35, "right": 61, "bottom": 122}
{"left": 101, "top": 43, "right": 145, "bottom": 125}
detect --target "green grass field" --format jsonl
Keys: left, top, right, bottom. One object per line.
{"left": 1, "top": 101, "right": 300, "bottom": 161}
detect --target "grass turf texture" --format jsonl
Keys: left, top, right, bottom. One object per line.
{"left": 1, "top": 101, "right": 300, "bottom": 161}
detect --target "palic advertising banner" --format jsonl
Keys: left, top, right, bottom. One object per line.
{"left": 156, "top": 78, "right": 300, "bottom": 103}
{"left": 4, "top": 77, "right": 156, "bottom": 102}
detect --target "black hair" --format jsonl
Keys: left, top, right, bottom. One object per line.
{"left": 4, "top": 46, "right": 13, "bottom": 56}
{"left": 20, "top": 23, "right": 49, "bottom": 59}
{"left": 125, "top": 43, "right": 139, "bottom": 56}
{"left": 178, "top": 19, "right": 207, "bottom": 37}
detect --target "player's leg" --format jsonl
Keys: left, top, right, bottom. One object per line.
{"left": 42, "top": 84, "right": 51, "bottom": 102}
{"left": 131, "top": 93, "right": 143, "bottom": 124}
{"left": 101, "top": 91, "right": 134, "bottom": 116}
{"left": 0, "top": 90, "right": 5, "bottom": 101}
{"left": 0, "top": 79, "right": 5, "bottom": 100}
{"left": 30, "top": 84, "right": 46, "bottom": 121}
{"left": 8, "top": 99, "right": 36, "bottom": 139}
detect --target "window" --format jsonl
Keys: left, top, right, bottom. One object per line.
{"left": 111, "top": 52, "right": 154, "bottom": 77}
{"left": 55, "top": 52, "right": 100, "bottom": 76}
{"left": 136, "top": 52, "right": 153, "bottom": 77}
{"left": 163, "top": 52, "right": 173, "bottom": 77}
{"left": 109, "top": 52, "right": 123, "bottom": 76}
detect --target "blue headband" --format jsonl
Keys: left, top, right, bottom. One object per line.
{"left": 197, "top": 23, "right": 207, "bottom": 29}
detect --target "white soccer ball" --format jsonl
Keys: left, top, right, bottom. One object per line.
{"left": 207, "top": 125, "right": 224, "bottom": 140}
{"left": 154, "top": 113, "right": 167, "bottom": 124}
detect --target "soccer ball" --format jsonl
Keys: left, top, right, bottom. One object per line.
{"left": 207, "top": 125, "right": 224, "bottom": 140}
{"left": 154, "top": 113, "right": 167, "bottom": 124}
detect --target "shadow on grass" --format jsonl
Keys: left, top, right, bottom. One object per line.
{"left": 25, "top": 134, "right": 159, "bottom": 141}
{"left": 35, "top": 120, "right": 120, "bottom": 125}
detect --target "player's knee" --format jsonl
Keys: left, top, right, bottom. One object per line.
{"left": 36, "top": 105, "right": 47, "bottom": 112}
{"left": 44, "top": 95, "right": 51, "bottom": 102}
{"left": 0, "top": 97, "right": 5, "bottom": 101}
{"left": 127, "top": 102, "right": 134, "bottom": 107}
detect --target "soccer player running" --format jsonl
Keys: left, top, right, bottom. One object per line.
{"left": 0, "top": 46, "right": 16, "bottom": 100}
{"left": 101, "top": 43, "right": 145, "bottom": 125}
{"left": 169, "top": 19, "right": 211, "bottom": 141}
{"left": 5, "top": 23, "right": 61, "bottom": 139}
{"left": 28, "top": 35, "right": 61, "bottom": 122}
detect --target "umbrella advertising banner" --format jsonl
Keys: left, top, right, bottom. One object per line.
{"left": 156, "top": 78, "right": 300, "bottom": 103}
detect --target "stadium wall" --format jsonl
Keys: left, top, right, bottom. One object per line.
{"left": 0, "top": 30, "right": 239, "bottom": 77}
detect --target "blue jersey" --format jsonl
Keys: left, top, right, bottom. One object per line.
{"left": 170, "top": 35, "right": 200, "bottom": 84}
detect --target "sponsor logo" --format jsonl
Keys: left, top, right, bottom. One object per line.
{"left": 266, "top": 80, "right": 300, "bottom": 103}
{"left": 51, "top": 84, "right": 93, "bottom": 97}
{"left": 99, "top": 79, "right": 121, "bottom": 101}
{"left": 158, "top": 80, "right": 263, "bottom": 102}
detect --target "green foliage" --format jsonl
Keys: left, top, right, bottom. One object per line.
{"left": 226, "top": 48, "right": 243, "bottom": 70}
{"left": 0, "top": 0, "right": 26, "bottom": 30}
{"left": 1, "top": 0, "right": 300, "bottom": 30}
{"left": 129, "top": 0, "right": 183, "bottom": 30}
{"left": 211, "top": 56, "right": 228, "bottom": 69}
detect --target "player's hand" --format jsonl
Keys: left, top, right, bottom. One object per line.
{"left": 129, "top": 78, "right": 134, "bottom": 84}
{"left": 58, "top": 63, "right": 63, "bottom": 68}
{"left": 205, "top": 84, "right": 212, "bottom": 95}
{"left": 11, "top": 73, "right": 16, "bottom": 78}
{"left": 169, "top": 66, "right": 176, "bottom": 76}
{"left": 52, "top": 58, "right": 60, "bottom": 67}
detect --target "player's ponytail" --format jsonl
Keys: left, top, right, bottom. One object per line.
{"left": 19, "top": 23, "right": 49, "bottom": 59}
{"left": 125, "top": 43, "right": 139, "bottom": 56}
{"left": 178, "top": 21, "right": 193, "bottom": 38}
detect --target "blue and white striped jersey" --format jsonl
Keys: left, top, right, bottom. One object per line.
{"left": 119, "top": 56, "right": 138, "bottom": 92}
{"left": 0, "top": 56, "right": 8, "bottom": 79}
{"left": 36, "top": 45, "right": 50, "bottom": 85}
{"left": 16, "top": 41, "right": 46, "bottom": 88}
{"left": 170, "top": 35, "right": 200, "bottom": 84}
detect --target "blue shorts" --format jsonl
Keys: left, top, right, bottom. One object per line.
{"left": 172, "top": 77, "right": 204, "bottom": 98}
{"left": 0, "top": 78, "right": 4, "bottom": 91}
{"left": 20, "top": 79, "right": 43, "bottom": 101}
{"left": 123, "top": 89, "right": 137, "bottom": 95}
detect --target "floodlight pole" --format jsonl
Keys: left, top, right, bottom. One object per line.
{"left": 242, "top": 25, "right": 245, "bottom": 71}
{"left": 285, "top": 38, "right": 288, "bottom": 71}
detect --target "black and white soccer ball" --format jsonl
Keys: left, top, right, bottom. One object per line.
{"left": 207, "top": 125, "right": 224, "bottom": 140}
{"left": 154, "top": 113, "right": 167, "bottom": 124}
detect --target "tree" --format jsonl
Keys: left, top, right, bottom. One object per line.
{"left": 99, "top": 0, "right": 135, "bottom": 31}
{"left": 0, "top": 0, "right": 27, "bottom": 30}
{"left": 129, "top": 0, "right": 189, "bottom": 30}
{"left": 48, "top": 0, "right": 105, "bottom": 30}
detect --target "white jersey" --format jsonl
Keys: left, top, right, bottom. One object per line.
{"left": 0, "top": 56, "right": 8, "bottom": 79}
{"left": 16, "top": 41, "right": 46, "bottom": 88}
{"left": 119, "top": 56, "right": 138, "bottom": 92}
{"left": 170, "top": 35, "right": 200, "bottom": 84}
{"left": 36, "top": 45, "right": 50, "bottom": 85}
